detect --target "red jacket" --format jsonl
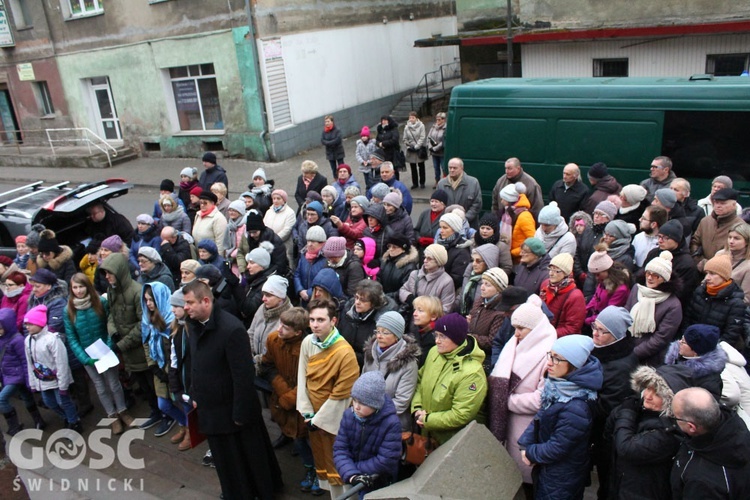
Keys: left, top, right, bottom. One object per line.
{"left": 539, "top": 279, "right": 586, "bottom": 337}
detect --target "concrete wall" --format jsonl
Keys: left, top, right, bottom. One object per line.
{"left": 54, "top": 29, "right": 265, "bottom": 158}
{"left": 519, "top": 0, "right": 750, "bottom": 29}
{"left": 260, "top": 16, "right": 459, "bottom": 159}
{"left": 522, "top": 33, "right": 750, "bottom": 78}
{"left": 457, "top": 0, "right": 517, "bottom": 32}
{"left": 254, "top": 0, "right": 454, "bottom": 36}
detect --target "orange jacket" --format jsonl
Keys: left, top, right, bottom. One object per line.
{"left": 510, "top": 194, "right": 536, "bottom": 259}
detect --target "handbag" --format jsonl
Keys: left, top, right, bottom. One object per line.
{"left": 394, "top": 149, "right": 407, "bottom": 171}
{"left": 418, "top": 146, "right": 429, "bottom": 160}
{"left": 402, "top": 421, "right": 438, "bottom": 466}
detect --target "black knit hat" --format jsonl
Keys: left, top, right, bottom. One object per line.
{"left": 385, "top": 233, "right": 411, "bottom": 251}
{"left": 245, "top": 211, "right": 265, "bottom": 231}
{"left": 160, "top": 179, "right": 175, "bottom": 192}
{"left": 658, "top": 220, "right": 684, "bottom": 242}
{"left": 479, "top": 212, "right": 499, "bottom": 229}
{"left": 38, "top": 230, "right": 61, "bottom": 255}
{"left": 202, "top": 152, "right": 217, "bottom": 165}
{"left": 198, "top": 191, "right": 218, "bottom": 204}
{"left": 431, "top": 189, "right": 449, "bottom": 205}
{"left": 498, "top": 286, "right": 530, "bottom": 312}
{"left": 588, "top": 162, "right": 609, "bottom": 180}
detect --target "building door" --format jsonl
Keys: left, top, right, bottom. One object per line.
{"left": 0, "top": 87, "right": 21, "bottom": 143}
{"left": 88, "top": 77, "right": 121, "bottom": 140}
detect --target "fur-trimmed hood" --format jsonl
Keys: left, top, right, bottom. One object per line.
{"left": 36, "top": 244, "right": 74, "bottom": 271}
{"left": 664, "top": 341, "right": 728, "bottom": 378}
{"left": 568, "top": 211, "right": 593, "bottom": 232}
{"left": 362, "top": 334, "right": 421, "bottom": 375}
{"left": 382, "top": 246, "right": 419, "bottom": 269}
{"left": 631, "top": 364, "right": 692, "bottom": 416}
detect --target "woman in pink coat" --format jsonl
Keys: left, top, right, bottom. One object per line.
{"left": 487, "top": 295, "right": 557, "bottom": 486}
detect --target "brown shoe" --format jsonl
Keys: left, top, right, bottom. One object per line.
{"left": 118, "top": 411, "right": 134, "bottom": 428}
{"left": 178, "top": 429, "right": 192, "bottom": 451}
{"left": 111, "top": 415, "right": 124, "bottom": 435}
{"left": 171, "top": 426, "right": 187, "bottom": 444}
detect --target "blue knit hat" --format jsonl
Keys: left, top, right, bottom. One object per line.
{"left": 682, "top": 324, "right": 720, "bottom": 356}
{"left": 197, "top": 239, "right": 218, "bottom": 257}
{"left": 552, "top": 334, "right": 594, "bottom": 369}
{"left": 306, "top": 201, "right": 323, "bottom": 218}
{"left": 595, "top": 306, "right": 632, "bottom": 341}
{"left": 351, "top": 371, "right": 386, "bottom": 410}
{"left": 370, "top": 183, "right": 390, "bottom": 200}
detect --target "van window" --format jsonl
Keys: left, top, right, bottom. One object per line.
{"left": 662, "top": 111, "right": 750, "bottom": 182}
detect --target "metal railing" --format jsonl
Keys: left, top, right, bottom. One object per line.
{"left": 410, "top": 61, "right": 462, "bottom": 111}
{"left": 46, "top": 128, "right": 119, "bottom": 167}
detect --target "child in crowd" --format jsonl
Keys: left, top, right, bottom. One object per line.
{"left": 24, "top": 304, "right": 82, "bottom": 432}
{"left": 333, "top": 371, "right": 402, "bottom": 499}
{"left": 14, "top": 235, "right": 30, "bottom": 270}
{"left": 167, "top": 289, "right": 192, "bottom": 451}
{"left": 79, "top": 240, "right": 101, "bottom": 284}
{"left": 259, "top": 307, "right": 320, "bottom": 494}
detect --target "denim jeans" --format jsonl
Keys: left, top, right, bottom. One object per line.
{"left": 432, "top": 155, "right": 444, "bottom": 182}
{"left": 84, "top": 364, "right": 127, "bottom": 416}
{"left": 158, "top": 397, "right": 187, "bottom": 426}
{"left": 0, "top": 384, "right": 35, "bottom": 414}
{"left": 41, "top": 388, "right": 79, "bottom": 424}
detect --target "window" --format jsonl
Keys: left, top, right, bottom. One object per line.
{"left": 67, "top": 0, "right": 103, "bottom": 17}
{"left": 33, "top": 81, "right": 54, "bottom": 116}
{"left": 662, "top": 110, "right": 750, "bottom": 180}
{"left": 8, "top": 0, "right": 33, "bottom": 28}
{"left": 169, "top": 64, "right": 223, "bottom": 131}
{"left": 706, "top": 54, "right": 749, "bottom": 76}
{"left": 593, "top": 58, "right": 629, "bottom": 77}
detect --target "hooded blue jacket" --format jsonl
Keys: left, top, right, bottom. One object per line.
{"left": 141, "top": 282, "right": 175, "bottom": 370}
{"left": 333, "top": 394, "right": 402, "bottom": 496}
{"left": 518, "top": 357, "right": 603, "bottom": 500}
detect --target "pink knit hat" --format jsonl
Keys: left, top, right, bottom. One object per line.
{"left": 24, "top": 305, "right": 48, "bottom": 327}
{"left": 323, "top": 237, "right": 347, "bottom": 259}
{"left": 588, "top": 250, "right": 614, "bottom": 274}
{"left": 360, "top": 126, "right": 370, "bottom": 137}
{"left": 272, "top": 189, "right": 288, "bottom": 203}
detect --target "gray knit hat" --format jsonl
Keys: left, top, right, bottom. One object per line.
{"left": 595, "top": 306, "right": 633, "bottom": 341}
{"left": 306, "top": 226, "right": 327, "bottom": 243}
{"left": 26, "top": 224, "right": 45, "bottom": 249}
{"left": 262, "top": 275, "right": 289, "bottom": 299}
{"left": 246, "top": 247, "right": 271, "bottom": 269}
{"left": 655, "top": 188, "right": 677, "bottom": 209}
{"left": 440, "top": 213, "right": 463, "bottom": 234}
{"left": 376, "top": 311, "right": 405, "bottom": 339}
{"left": 228, "top": 199, "right": 246, "bottom": 214}
{"left": 473, "top": 244, "right": 500, "bottom": 269}
{"left": 351, "top": 371, "right": 386, "bottom": 410}
{"left": 170, "top": 289, "right": 185, "bottom": 308}
{"left": 138, "top": 246, "right": 162, "bottom": 263}
{"left": 351, "top": 195, "right": 370, "bottom": 210}
{"left": 538, "top": 202, "right": 563, "bottom": 226}
{"left": 370, "top": 183, "right": 390, "bottom": 200}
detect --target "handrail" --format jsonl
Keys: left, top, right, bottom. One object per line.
{"left": 46, "top": 128, "right": 119, "bottom": 167}
{"left": 410, "top": 61, "right": 462, "bottom": 111}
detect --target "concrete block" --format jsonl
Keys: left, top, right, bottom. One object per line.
{"left": 365, "top": 422, "right": 523, "bottom": 500}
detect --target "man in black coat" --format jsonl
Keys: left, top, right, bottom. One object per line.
{"left": 671, "top": 387, "right": 750, "bottom": 499}
{"left": 85, "top": 202, "right": 135, "bottom": 245}
{"left": 590, "top": 306, "right": 639, "bottom": 500}
{"left": 548, "top": 163, "right": 590, "bottom": 222}
{"left": 159, "top": 226, "right": 193, "bottom": 279}
{"left": 198, "top": 152, "right": 229, "bottom": 191}
{"left": 184, "top": 281, "right": 282, "bottom": 499}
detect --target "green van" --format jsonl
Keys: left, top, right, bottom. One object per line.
{"left": 444, "top": 76, "right": 750, "bottom": 207}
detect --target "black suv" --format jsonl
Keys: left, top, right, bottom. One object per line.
{"left": 0, "top": 179, "right": 132, "bottom": 258}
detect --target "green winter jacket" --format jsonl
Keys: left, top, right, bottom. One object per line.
{"left": 64, "top": 296, "right": 112, "bottom": 366}
{"left": 411, "top": 335, "right": 488, "bottom": 444}
{"left": 99, "top": 253, "right": 147, "bottom": 372}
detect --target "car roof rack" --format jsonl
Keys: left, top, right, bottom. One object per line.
{"left": 0, "top": 182, "right": 70, "bottom": 211}
{"left": 0, "top": 181, "right": 44, "bottom": 200}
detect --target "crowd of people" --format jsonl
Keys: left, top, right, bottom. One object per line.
{"left": 2, "top": 113, "right": 750, "bottom": 500}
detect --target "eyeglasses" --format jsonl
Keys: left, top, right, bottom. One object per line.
{"left": 645, "top": 271, "right": 664, "bottom": 280}
{"left": 657, "top": 234, "right": 672, "bottom": 241}
{"left": 548, "top": 268, "right": 564, "bottom": 274}
{"left": 373, "top": 329, "right": 395, "bottom": 336}
{"left": 639, "top": 217, "right": 652, "bottom": 222}
{"left": 650, "top": 164, "right": 665, "bottom": 169}
{"left": 546, "top": 352, "right": 567, "bottom": 365}
{"left": 592, "top": 324, "right": 613, "bottom": 336}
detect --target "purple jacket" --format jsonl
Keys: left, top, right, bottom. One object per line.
{"left": 585, "top": 283, "right": 629, "bottom": 326}
{"left": 0, "top": 309, "right": 29, "bottom": 387}
{"left": 333, "top": 394, "right": 402, "bottom": 493}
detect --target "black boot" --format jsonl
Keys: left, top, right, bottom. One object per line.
{"left": 29, "top": 406, "right": 47, "bottom": 430}
{"left": 3, "top": 409, "right": 23, "bottom": 436}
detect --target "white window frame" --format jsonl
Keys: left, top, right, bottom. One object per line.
{"left": 63, "top": 0, "right": 104, "bottom": 19}
{"left": 7, "top": 0, "right": 33, "bottom": 29}
{"left": 167, "top": 64, "right": 224, "bottom": 133}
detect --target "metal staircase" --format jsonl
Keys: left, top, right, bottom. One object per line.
{"left": 391, "top": 61, "right": 462, "bottom": 121}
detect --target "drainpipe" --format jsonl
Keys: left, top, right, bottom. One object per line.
{"left": 244, "top": 0, "right": 275, "bottom": 161}
{"left": 506, "top": 0, "right": 513, "bottom": 77}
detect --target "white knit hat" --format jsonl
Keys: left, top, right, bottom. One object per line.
{"left": 645, "top": 251, "right": 673, "bottom": 282}
{"left": 500, "top": 182, "right": 526, "bottom": 203}
{"left": 511, "top": 295, "right": 545, "bottom": 330}
{"left": 440, "top": 213, "right": 463, "bottom": 234}
{"left": 549, "top": 253, "right": 574, "bottom": 276}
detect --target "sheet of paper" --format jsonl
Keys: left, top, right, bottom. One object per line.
{"left": 84, "top": 339, "right": 111, "bottom": 359}
{"left": 85, "top": 339, "right": 120, "bottom": 374}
